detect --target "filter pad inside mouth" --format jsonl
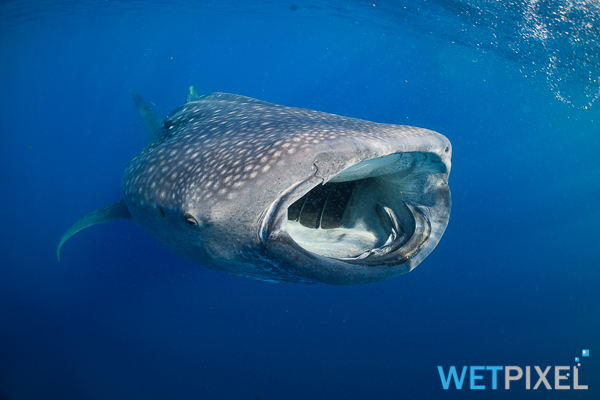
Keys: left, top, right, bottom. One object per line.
{"left": 285, "top": 152, "right": 436, "bottom": 262}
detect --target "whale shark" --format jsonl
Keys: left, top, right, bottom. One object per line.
{"left": 58, "top": 88, "right": 452, "bottom": 284}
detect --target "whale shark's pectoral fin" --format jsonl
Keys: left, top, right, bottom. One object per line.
{"left": 186, "top": 86, "right": 201, "bottom": 103}
{"left": 57, "top": 199, "right": 132, "bottom": 261}
{"left": 129, "top": 90, "right": 163, "bottom": 140}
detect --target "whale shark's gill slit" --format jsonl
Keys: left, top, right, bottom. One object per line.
{"left": 287, "top": 197, "right": 301, "bottom": 222}
{"left": 317, "top": 191, "right": 330, "bottom": 229}
{"left": 288, "top": 181, "right": 357, "bottom": 229}
{"left": 320, "top": 181, "right": 357, "bottom": 229}
{"left": 297, "top": 184, "right": 328, "bottom": 229}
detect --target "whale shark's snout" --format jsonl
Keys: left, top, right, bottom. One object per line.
{"left": 258, "top": 133, "right": 451, "bottom": 284}
{"left": 58, "top": 88, "right": 451, "bottom": 285}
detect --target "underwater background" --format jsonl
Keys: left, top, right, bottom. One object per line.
{"left": 0, "top": 0, "right": 598, "bottom": 398}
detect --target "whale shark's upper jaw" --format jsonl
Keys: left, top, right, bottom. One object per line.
{"left": 259, "top": 149, "right": 451, "bottom": 285}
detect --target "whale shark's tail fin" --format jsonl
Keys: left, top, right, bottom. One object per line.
{"left": 57, "top": 199, "right": 132, "bottom": 261}
{"left": 129, "top": 90, "right": 163, "bottom": 141}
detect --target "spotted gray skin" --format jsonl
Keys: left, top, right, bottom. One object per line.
{"left": 58, "top": 89, "right": 452, "bottom": 284}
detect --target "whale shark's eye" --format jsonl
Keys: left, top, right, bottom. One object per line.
{"left": 184, "top": 213, "right": 199, "bottom": 226}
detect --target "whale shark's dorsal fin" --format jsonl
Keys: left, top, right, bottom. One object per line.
{"left": 186, "top": 86, "right": 201, "bottom": 103}
{"left": 129, "top": 90, "right": 163, "bottom": 140}
{"left": 57, "top": 199, "right": 132, "bottom": 261}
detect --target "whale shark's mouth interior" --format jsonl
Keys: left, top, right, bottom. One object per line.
{"left": 286, "top": 153, "right": 439, "bottom": 264}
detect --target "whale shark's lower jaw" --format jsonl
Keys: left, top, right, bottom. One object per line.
{"left": 259, "top": 151, "right": 451, "bottom": 285}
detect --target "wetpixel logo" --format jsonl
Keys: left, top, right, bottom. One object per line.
{"left": 438, "top": 349, "right": 589, "bottom": 390}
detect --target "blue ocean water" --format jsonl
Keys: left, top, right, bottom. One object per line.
{"left": 1, "top": 0, "right": 598, "bottom": 398}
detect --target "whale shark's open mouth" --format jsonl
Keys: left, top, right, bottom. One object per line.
{"left": 262, "top": 151, "right": 449, "bottom": 267}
